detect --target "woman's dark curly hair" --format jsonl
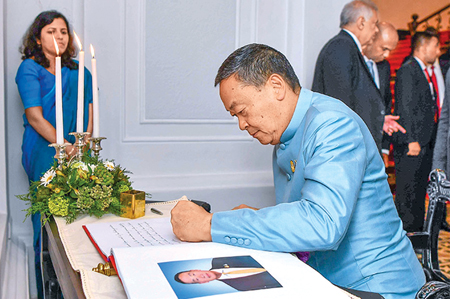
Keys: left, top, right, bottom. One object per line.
{"left": 20, "top": 10, "right": 77, "bottom": 70}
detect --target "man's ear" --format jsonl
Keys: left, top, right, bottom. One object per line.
{"left": 356, "top": 16, "right": 365, "bottom": 31}
{"left": 268, "top": 74, "right": 286, "bottom": 101}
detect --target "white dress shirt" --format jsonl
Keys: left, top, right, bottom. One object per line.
{"left": 215, "top": 267, "right": 266, "bottom": 280}
{"left": 343, "top": 29, "right": 362, "bottom": 53}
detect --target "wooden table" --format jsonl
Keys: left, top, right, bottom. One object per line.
{"left": 44, "top": 218, "right": 86, "bottom": 299}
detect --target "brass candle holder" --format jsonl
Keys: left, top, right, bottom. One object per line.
{"left": 89, "top": 136, "right": 106, "bottom": 157}
{"left": 69, "top": 132, "right": 91, "bottom": 159}
{"left": 49, "top": 143, "right": 71, "bottom": 166}
{"left": 120, "top": 190, "right": 146, "bottom": 219}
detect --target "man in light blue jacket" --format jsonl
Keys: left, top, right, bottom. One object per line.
{"left": 171, "top": 43, "right": 425, "bottom": 298}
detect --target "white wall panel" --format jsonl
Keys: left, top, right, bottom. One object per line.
{"left": 83, "top": 0, "right": 276, "bottom": 210}
{"left": 0, "top": 0, "right": 9, "bottom": 287}
{"left": 4, "top": 0, "right": 350, "bottom": 226}
{"left": 124, "top": 0, "right": 250, "bottom": 143}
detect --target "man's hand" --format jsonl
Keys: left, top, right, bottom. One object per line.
{"left": 232, "top": 204, "right": 259, "bottom": 211}
{"left": 383, "top": 115, "right": 406, "bottom": 136}
{"left": 407, "top": 142, "right": 421, "bottom": 156}
{"left": 171, "top": 201, "right": 213, "bottom": 242}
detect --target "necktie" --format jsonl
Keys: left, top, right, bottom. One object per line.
{"left": 224, "top": 268, "right": 266, "bottom": 275}
{"left": 424, "top": 67, "right": 440, "bottom": 121}
{"left": 431, "top": 66, "right": 441, "bottom": 118}
{"left": 366, "top": 60, "right": 375, "bottom": 79}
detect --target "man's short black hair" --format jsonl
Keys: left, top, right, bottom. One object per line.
{"left": 214, "top": 43, "right": 301, "bottom": 93}
{"left": 174, "top": 271, "right": 188, "bottom": 284}
{"left": 411, "top": 27, "right": 439, "bottom": 55}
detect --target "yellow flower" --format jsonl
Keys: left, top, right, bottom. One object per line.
{"left": 77, "top": 168, "right": 87, "bottom": 179}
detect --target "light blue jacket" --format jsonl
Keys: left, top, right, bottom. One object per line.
{"left": 211, "top": 89, "right": 425, "bottom": 298}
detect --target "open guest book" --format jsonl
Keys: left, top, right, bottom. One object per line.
{"left": 82, "top": 217, "right": 182, "bottom": 262}
{"left": 83, "top": 205, "right": 356, "bottom": 299}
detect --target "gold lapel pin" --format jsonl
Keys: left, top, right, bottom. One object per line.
{"left": 290, "top": 160, "right": 297, "bottom": 173}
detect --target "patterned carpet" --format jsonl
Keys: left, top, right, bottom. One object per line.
{"left": 438, "top": 229, "right": 450, "bottom": 277}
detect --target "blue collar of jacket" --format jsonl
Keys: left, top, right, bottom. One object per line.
{"left": 279, "top": 88, "right": 313, "bottom": 145}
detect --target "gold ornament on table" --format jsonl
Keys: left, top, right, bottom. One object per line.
{"left": 120, "top": 190, "right": 146, "bottom": 219}
{"left": 92, "top": 262, "right": 117, "bottom": 276}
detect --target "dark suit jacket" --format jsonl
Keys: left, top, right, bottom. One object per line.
{"left": 433, "top": 72, "right": 450, "bottom": 173}
{"left": 440, "top": 50, "right": 450, "bottom": 78}
{"left": 393, "top": 57, "right": 437, "bottom": 147}
{"left": 211, "top": 256, "right": 281, "bottom": 292}
{"left": 378, "top": 60, "right": 393, "bottom": 152}
{"left": 378, "top": 60, "right": 392, "bottom": 110}
{"left": 312, "top": 30, "right": 386, "bottom": 151}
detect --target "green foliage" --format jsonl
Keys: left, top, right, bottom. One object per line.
{"left": 18, "top": 153, "right": 134, "bottom": 224}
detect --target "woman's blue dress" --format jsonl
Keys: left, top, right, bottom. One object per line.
{"left": 16, "top": 58, "right": 93, "bottom": 298}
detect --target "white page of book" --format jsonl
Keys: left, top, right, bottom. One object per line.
{"left": 84, "top": 217, "right": 183, "bottom": 257}
{"left": 112, "top": 243, "right": 351, "bottom": 299}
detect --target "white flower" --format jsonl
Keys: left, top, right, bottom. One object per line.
{"left": 88, "top": 164, "right": 97, "bottom": 172}
{"left": 71, "top": 161, "right": 88, "bottom": 172}
{"left": 103, "top": 161, "right": 115, "bottom": 171}
{"left": 40, "top": 169, "right": 56, "bottom": 186}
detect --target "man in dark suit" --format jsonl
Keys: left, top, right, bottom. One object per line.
{"left": 312, "top": 0, "right": 404, "bottom": 153}
{"left": 363, "top": 22, "right": 404, "bottom": 166}
{"left": 174, "top": 255, "right": 281, "bottom": 291}
{"left": 393, "top": 30, "right": 442, "bottom": 232}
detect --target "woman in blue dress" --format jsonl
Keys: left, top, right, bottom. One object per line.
{"left": 16, "top": 10, "right": 93, "bottom": 298}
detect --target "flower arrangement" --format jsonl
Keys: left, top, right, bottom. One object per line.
{"left": 18, "top": 154, "right": 134, "bottom": 224}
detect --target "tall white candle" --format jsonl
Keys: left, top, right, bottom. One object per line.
{"left": 90, "top": 44, "right": 99, "bottom": 138}
{"left": 53, "top": 36, "right": 64, "bottom": 144}
{"left": 74, "top": 31, "right": 84, "bottom": 133}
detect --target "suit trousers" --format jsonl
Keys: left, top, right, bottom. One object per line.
{"left": 394, "top": 142, "right": 434, "bottom": 232}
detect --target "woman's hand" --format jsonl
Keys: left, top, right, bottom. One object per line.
{"left": 65, "top": 143, "right": 76, "bottom": 158}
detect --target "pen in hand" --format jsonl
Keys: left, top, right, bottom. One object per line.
{"left": 151, "top": 207, "right": 163, "bottom": 215}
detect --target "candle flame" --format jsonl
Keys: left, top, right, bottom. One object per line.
{"left": 73, "top": 30, "right": 82, "bottom": 51}
{"left": 53, "top": 35, "right": 60, "bottom": 56}
{"left": 90, "top": 44, "right": 95, "bottom": 59}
